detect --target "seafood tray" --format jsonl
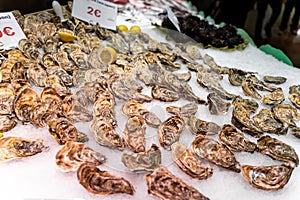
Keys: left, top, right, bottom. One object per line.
{"left": 0, "top": 2, "right": 300, "bottom": 200}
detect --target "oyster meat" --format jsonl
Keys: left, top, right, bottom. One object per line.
{"left": 172, "top": 142, "right": 213, "bottom": 180}
{"left": 56, "top": 141, "right": 106, "bottom": 172}
{"left": 191, "top": 134, "right": 241, "bottom": 172}
{"left": 241, "top": 164, "right": 294, "bottom": 190}
{"left": 257, "top": 135, "right": 299, "bottom": 167}
{"left": 121, "top": 144, "right": 161, "bottom": 172}
{"left": 0, "top": 136, "right": 47, "bottom": 161}
{"left": 158, "top": 116, "right": 186, "bottom": 150}
{"left": 219, "top": 124, "right": 257, "bottom": 153}
{"left": 145, "top": 166, "right": 210, "bottom": 200}
{"left": 77, "top": 163, "right": 135, "bottom": 195}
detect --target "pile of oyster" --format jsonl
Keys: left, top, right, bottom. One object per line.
{"left": 0, "top": 2, "right": 299, "bottom": 199}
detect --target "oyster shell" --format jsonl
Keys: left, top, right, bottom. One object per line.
{"left": 257, "top": 135, "right": 299, "bottom": 167}
{"left": 272, "top": 104, "right": 300, "bottom": 127}
{"left": 29, "top": 102, "right": 51, "bottom": 128}
{"left": 188, "top": 115, "right": 221, "bottom": 135}
{"left": 261, "top": 88, "right": 285, "bottom": 105}
{"left": 203, "top": 54, "right": 229, "bottom": 74}
{"left": 228, "top": 68, "right": 253, "bottom": 86}
{"left": 27, "top": 63, "right": 47, "bottom": 87}
{"left": 77, "top": 163, "right": 135, "bottom": 195}
{"left": 151, "top": 86, "right": 180, "bottom": 102}
{"left": 191, "top": 134, "right": 241, "bottom": 172}
{"left": 44, "top": 75, "right": 71, "bottom": 97}
{"left": 231, "top": 105, "right": 263, "bottom": 138}
{"left": 70, "top": 50, "right": 89, "bottom": 70}
{"left": 40, "top": 87, "right": 62, "bottom": 114}
{"left": 253, "top": 108, "right": 287, "bottom": 134}
{"left": 242, "top": 75, "right": 262, "bottom": 99}
{"left": 145, "top": 166, "right": 210, "bottom": 200}
{"left": 53, "top": 51, "right": 76, "bottom": 72}
{"left": 0, "top": 136, "right": 47, "bottom": 161}
{"left": 166, "top": 102, "right": 198, "bottom": 118}
{"left": 121, "top": 144, "right": 161, "bottom": 172}
{"left": 172, "top": 142, "right": 213, "bottom": 180}
{"left": 42, "top": 53, "right": 58, "bottom": 68}
{"left": 56, "top": 141, "right": 106, "bottom": 172}
{"left": 0, "top": 83, "right": 15, "bottom": 115}
{"left": 90, "top": 118, "right": 125, "bottom": 151}
{"left": 263, "top": 75, "right": 287, "bottom": 84}
{"left": 219, "top": 124, "right": 257, "bottom": 153}
{"left": 14, "top": 88, "right": 40, "bottom": 124}
{"left": 0, "top": 115, "right": 17, "bottom": 132}
{"left": 289, "top": 93, "right": 300, "bottom": 108}
{"left": 158, "top": 116, "right": 186, "bottom": 150}
{"left": 46, "top": 65, "right": 73, "bottom": 87}
{"left": 77, "top": 32, "right": 91, "bottom": 54}
{"left": 241, "top": 164, "right": 293, "bottom": 190}
{"left": 232, "top": 96, "right": 259, "bottom": 113}
{"left": 207, "top": 92, "right": 231, "bottom": 115}
{"left": 186, "top": 44, "right": 202, "bottom": 60}
{"left": 123, "top": 116, "right": 146, "bottom": 153}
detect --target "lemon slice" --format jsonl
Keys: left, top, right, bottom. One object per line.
{"left": 58, "top": 29, "right": 76, "bottom": 42}
{"left": 129, "top": 25, "right": 141, "bottom": 34}
{"left": 99, "top": 46, "right": 117, "bottom": 65}
{"left": 117, "top": 24, "right": 129, "bottom": 32}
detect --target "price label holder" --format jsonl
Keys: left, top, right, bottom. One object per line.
{"left": 0, "top": 12, "right": 26, "bottom": 50}
{"left": 72, "top": 0, "right": 117, "bottom": 31}
{"left": 166, "top": 7, "right": 181, "bottom": 32}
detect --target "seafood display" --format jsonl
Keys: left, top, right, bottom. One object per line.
{"left": 0, "top": 2, "right": 300, "bottom": 200}
{"left": 145, "top": 167, "right": 210, "bottom": 200}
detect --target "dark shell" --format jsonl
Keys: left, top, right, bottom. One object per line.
{"left": 263, "top": 75, "right": 287, "bottom": 84}
{"left": 188, "top": 115, "right": 221, "bottom": 135}
{"left": 151, "top": 86, "right": 180, "bottom": 102}
{"left": 207, "top": 92, "right": 231, "bottom": 115}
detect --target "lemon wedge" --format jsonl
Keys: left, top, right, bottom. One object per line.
{"left": 99, "top": 46, "right": 117, "bottom": 65}
{"left": 0, "top": 132, "right": 3, "bottom": 138}
{"left": 129, "top": 25, "right": 141, "bottom": 34}
{"left": 58, "top": 29, "right": 76, "bottom": 42}
{"left": 117, "top": 24, "right": 129, "bottom": 32}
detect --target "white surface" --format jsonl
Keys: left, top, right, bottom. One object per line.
{"left": 1, "top": 26, "right": 300, "bottom": 200}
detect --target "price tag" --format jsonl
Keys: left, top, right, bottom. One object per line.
{"left": 166, "top": 7, "right": 181, "bottom": 32}
{"left": 0, "top": 12, "right": 26, "bottom": 50}
{"left": 72, "top": 0, "right": 117, "bottom": 30}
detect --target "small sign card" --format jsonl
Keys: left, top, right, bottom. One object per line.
{"left": 72, "top": 0, "right": 118, "bottom": 30}
{"left": 0, "top": 12, "right": 26, "bottom": 50}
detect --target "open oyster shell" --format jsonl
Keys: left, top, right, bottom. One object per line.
{"left": 77, "top": 163, "right": 135, "bottom": 196}
{"left": 241, "top": 164, "right": 294, "bottom": 190}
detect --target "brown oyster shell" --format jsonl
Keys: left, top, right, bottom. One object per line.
{"left": 77, "top": 163, "right": 135, "bottom": 196}
{"left": 272, "top": 104, "right": 300, "bottom": 127}
{"left": 0, "top": 115, "right": 17, "bottom": 132}
{"left": 219, "top": 124, "right": 257, "bottom": 153}
{"left": 145, "top": 166, "right": 210, "bottom": 200}
{"left": 158, "top": 116, "right": 186, "bottom": 150}
{"left": 263, "top": 75, "right": 287, "bottom": 84}
{"left": 188, "top": 115, "right": 221, "bottom": 135}
{"left": 289, "top": 93, "right": 300, "bottom": 108}
{"left": 172, "top": 142, "right": 213, "bottom": 180}
{"left": 166, "top": 102, "right": 198, "bottom": 118}
{"left": 0, "top": 83, "right": 15, "bottom": 115}
{"left": 207, "top": 92, "right": 231, "bottom": 115}
{"left": 191, "top": 135, "right": 241, "bottom": 172}
{"left": 257, "top": 135, "right": 299, "bottom": 167}
{"left": 121, "top": 144, "right": 161, "bottom": 172}
{"left": 241, "top": 164, "right": 293, "bottom": 190}
{"left": 261, "top": 88, "right": 285, "bottom": 105}
{"left": 232, "top": 96, "right": 259, "bottom": 113}
{"left": 56, "top": 141, "right": 106, "bottom": 172}
{"left": 0, "top": 136, "right": 47, "bottom": 161}
{"left": 151, "top": 85, "right": 180, "bottom": 102}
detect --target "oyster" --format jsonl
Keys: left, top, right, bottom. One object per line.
{"left": 77, "top": 32, "right": 91, "bottom": 54}
{"left": 90, "top": 118, "right": 125, "bottom": 151}
{"left": 203, "top": 54, "right": 229, "bottom": 74}
{"left": 158, "top": 116, "right": 186, "bottom": 150}
{"left": 241, "top": 164, "right": 293, "bottom": 190}
{"left": 14, "top": 88, "right": 40, "bottom": 124}
{"left": 228, "top": 68, "right": 253, "bottom": 86}
{"left": 166, "top": 102, "right": 198, "bottom": 118}
{"left": 188, "top": 115, "right": 221, "bottom": 135}
{"left": 37, "top": 23, "right": 57, "bottom": 43}
{"left": 263, "top": 75, "right": 287, "bottom": 84}
{"left": 27, "top": 63, "right": 47, "bottom": 87}
{"left": 84, "top": 81, "right": 109, "bottom": 103}
{"left": 231, "top": 105, "right": 263, "bottom": 138}
{"left": 60, "top": 43, "right": 81, "bottom": 55}
{"left": 46, "top": 65, "right": 73, "bottom": 87}
{"left": 123, "top": 116, "right": 146, "bottom": 153}
{"left": 43, "top": 35, "right": 59, "bottom": 54}
{"left": 70, "top": 50, "right": 89, "bottom": 70}
{"left": 42, "top": 53, "right": 58, "bottom": 68}
{"left": 145, "top": 166, "right": 210, "bottom": 200}
{"left": 40, "top": 87, "right": 62, "bottom": 114}
{"left": 219, "top": 124, "right": 257, "bottom": 153}
{"left": 11, "top": 62, "right": 26, "bottom": 80}
{"left": 253, "top": 108, "right": 287, "bottom": 134}
{"left": 77, "top": 163, "right": 135, "bottom": 195}
{"left": 289, "top": 93, "right": 300, "bottom": 108}
{"left": 242, "top": 75, "right": 262, "bottom": 99}
{"left": 191, "top": 134, "right": 241, "bottom": 172}
{"left": 272, "top": 104, "right": 300, "bottom": 127}
{"left": 207, "top": 92, "right": 231, "bottom": 115}
{"left": 47, "top": 116, "right": 88, "bottom": 145}
{"left": 261, "top": 88, "right": 285, "bottom": 105}
{"left": 29, "top": 102, "right": 51, "bottom": 128}
{"left": 151, "top": 86, "right": 180, "bottom": 102}
{"left": 171, "top": 142, "right": 213, "bottom": 180}
{"left": 0, "top": 136, "right": 47, "bottom": 161}
{"left": 0, "top": 83, "right": 15, "bottom": 115}
{"left": 0, "top": 115, "right": 17, "bottom": 132}
{"left": 232, "top": 96, "right": 258, "bottom": 113}
{"left": 53, "top": 51, "right": 76, "bottom": 72}
{"left": 44, "top": 75, "right": 71, "bottom": 97}
{"left": 56, "top": 141, "right": 106, "bottom": 172}
{"left": 257, "top": 135, "right": 299, "bottom": 167}
{"left": 121, "top": 144, "right": 161, "bottom": 172}
{"left": 186, "top": 44, "right": 202, "bottom": 60}
{"left": 62, "top": 94, "right": 93, "bottom": 123}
